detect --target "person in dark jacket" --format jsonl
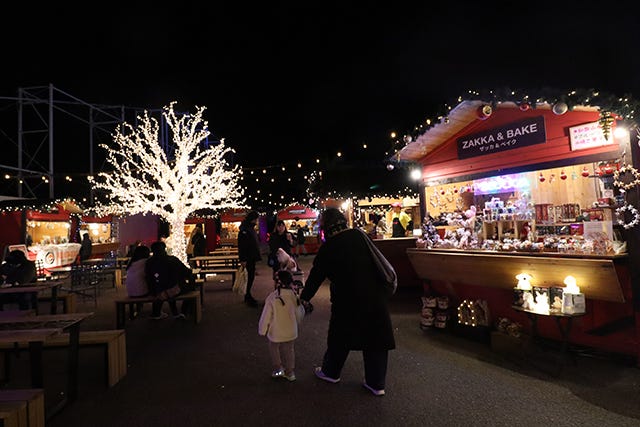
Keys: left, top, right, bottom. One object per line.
{"left": 300, "top": 208, "right": 395, "bottom": 397}
{"left": 0, "top": 250, "right": 37, "bottom": 310}
{"left": 191, "top": 224, "right": 207, "bottom": 257}
{"left": 238, "top": 211, "right": 261, "bottom": 306}
{"left": 268, "top": 220, "right": 293, "bottom": 279}
{"left": 145, "top": 241, "right": 193, "bottom": 320}
{"left": 79, "top": 232, "right": 92, "bottom": 261}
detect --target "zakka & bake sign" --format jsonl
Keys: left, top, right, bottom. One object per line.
{"left": 457, "top": 116, "right": 546, "bottom": 159}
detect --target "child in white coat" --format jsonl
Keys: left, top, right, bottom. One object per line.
{"left": 258, "top": 270, "right": 304, "bottom": 381}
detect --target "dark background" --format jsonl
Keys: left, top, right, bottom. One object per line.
{"left": 1, "top": 4, "right": 639, "bottom": 208}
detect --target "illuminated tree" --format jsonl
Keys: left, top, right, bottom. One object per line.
{"left": 90, "top": 102, "right": 244, "bottom": 264}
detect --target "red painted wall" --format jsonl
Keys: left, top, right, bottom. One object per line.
{"left": 0, "top": 211, "right": 24, "bottom": 256}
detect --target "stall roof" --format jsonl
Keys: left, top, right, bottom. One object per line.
{"left": 0, "top": 198, "right": 83, "bottom": 214}
{"left": 220, "top": 208, "right": 249, "bottom": 223}
{"left": 277, "top": 204, "right": 318, "bottom": 220}
{"left": 396, "top": 101, "right": 600, "bottom": 163}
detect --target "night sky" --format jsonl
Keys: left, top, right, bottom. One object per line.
{"left": 1, "top": 4, "right": 639, "bottom": 207}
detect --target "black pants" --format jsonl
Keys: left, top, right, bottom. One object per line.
{"left": 321, "top": 347, "right": 389, "bottom": 390}
{"left": 151, "top": 299, "right": 179, "bottom": 316}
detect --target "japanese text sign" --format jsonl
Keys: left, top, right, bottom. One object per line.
{"left": 569, "top": 121, "right": 612, "bottom": 151}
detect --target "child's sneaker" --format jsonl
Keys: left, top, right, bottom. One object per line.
{"left": 314, "top": 367, "right": 340, "bottom": 383}
{"left": 362, "top": 382, "right": 385, "bottom": 396}
{"left": 173, "top": 313, "right": 186, "bottom": 320}
{"left": 284, "top": 372, "right": 296, "bottom": 382}
{"left": 271, "top": 368, "right": 284, "bottom": 378}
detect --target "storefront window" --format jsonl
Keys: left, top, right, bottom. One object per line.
{"left": 421, "top": 162, "right": 624, "bottom": 254}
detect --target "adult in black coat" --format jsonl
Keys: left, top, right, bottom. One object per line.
{"left": 145, "top": 241, "right": 194, "bottom": 320}
{"left": 268, "top": 219, "right": 293, "bottom": 277}
{"left": 79, "top": 233, "right": 92, "bottom": 261}
{"left": 300, "top": 208, "right": 395, "bottom": 396}
{"left": 191, "top": 224, "right": 207, "bottom": 257}
{"left": 237, "top": 211, "right": 261, "bottom": 306}
{"left": 0, "top": 250, "right": 37, "bottom": 310}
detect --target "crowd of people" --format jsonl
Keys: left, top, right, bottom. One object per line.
{"left": 0, "top": 206, "right": 400, "bottom": 397}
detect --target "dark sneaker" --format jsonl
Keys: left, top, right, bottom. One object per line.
{"left": 271, "top": 368, "right": 284, "bottom": 378}
{"left": 314, "top": 367, "right": 340, "bottom": 383}
{"left": 362, "top": 382, "right": 385, "bottom": 396}
{"left": 173, "top": 313, "right": 186, "bottom": 320}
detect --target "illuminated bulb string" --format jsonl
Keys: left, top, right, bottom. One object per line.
{"left": 89, "top": 102, "right": 245, "bottom": 265}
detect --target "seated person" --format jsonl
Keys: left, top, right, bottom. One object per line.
{"left": 0, "top": 250, "right": 37, "bottom": 310}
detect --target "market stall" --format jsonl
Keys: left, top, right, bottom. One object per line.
{"left": 276, "top": 204, "right": 320, "bottom": 254}
{"left": 0, "top": 199, "right": 83, "bottom": 270}
{"left": 79, "top": 214, "right": 119, "bottom": 258}
{"left": 393, "top": 93, "right": 640, "bottom": 363}
{"left": 357, "top": 196, "right": 420, "bottom": 239}
{"left": 219, "top": 209, "right": 248, "bottom": 247}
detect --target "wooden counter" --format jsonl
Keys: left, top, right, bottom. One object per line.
{"left": 407, "top": 248, "right": 627, "bottom": 302}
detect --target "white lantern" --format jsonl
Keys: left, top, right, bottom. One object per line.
{"left": 561, "top": 275, "right": 585, "bottom": 314}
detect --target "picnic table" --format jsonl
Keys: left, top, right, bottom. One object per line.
{"left": 0, "top": 312, "right": 94, "bottom": 419}
{"left": 0, "top": 281, "right": 63, "bottom": 314}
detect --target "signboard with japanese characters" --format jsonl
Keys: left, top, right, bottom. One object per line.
{"left": 457, "top": 116, "right": 546, "bottom": 159}
{"left": 569, "top": 121, "right": 613, "bottom": 151}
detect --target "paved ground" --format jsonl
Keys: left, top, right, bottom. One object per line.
{"left": 6, "top": 254, "right": 640, "bottom": 426}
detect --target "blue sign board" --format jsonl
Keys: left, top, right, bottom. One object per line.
{"left": 457, "top": 116, "right": 546, "bottom": 159}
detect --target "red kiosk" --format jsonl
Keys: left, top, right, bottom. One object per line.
{"left": 276, "top": 204, "right": 320, "bottom": 254}
{"left": 394, "top": 93, "right": 640, "bottom": 364}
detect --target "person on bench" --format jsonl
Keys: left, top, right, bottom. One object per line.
{"left": 125, "top": 244, "right": 151, "bottom": 318}
{"left": 145, "top": 241, "right": 195, "bottom": 320}
{"left": 0, "top": 249, "right": 37, "bottom": 310}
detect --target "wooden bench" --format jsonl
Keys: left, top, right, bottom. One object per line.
{"left": 0, "top": 389, "right": 45, "bottom": 427}
{"left": 36, "top": 293, "right": 76, "bottom": 314}
{"left": 114, "top": 290, "right": 201, "bottom": 329}
{"left": 198, "top": 268, "right": 237, "bottom": 284}
{"left": 0, "top": 330, "right": 127, "bottom": 388}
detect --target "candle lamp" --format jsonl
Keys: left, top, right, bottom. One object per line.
{"left": 561, "top": 275, "right": 586, "bottom": 314}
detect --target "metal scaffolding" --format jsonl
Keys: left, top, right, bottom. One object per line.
{"left": 0, "top": 84, "right": 131, "bottom": 203}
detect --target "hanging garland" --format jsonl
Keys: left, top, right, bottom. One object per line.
{"left": 616, "top": 203, "right": 640, "bottom": 229}
{"left": 429, "top": 191, "right": 440, "bottom": 208}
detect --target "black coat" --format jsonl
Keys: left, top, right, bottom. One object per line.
{"left": 191, "top": 231, "right": 206, "bottom": 257}
{"left": 300, "top": 228, "right": 395, "bottom": 351}
{"left": 269, "top": 232, "right": 292, "bottom": 256}
{"left": 144, "top": 254, "right": 191, "bottom": 295}
{"left": 237, "top": 221, "right": 261, "bottom": 263}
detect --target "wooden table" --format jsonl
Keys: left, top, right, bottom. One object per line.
{"left": 0, "top": 312, "right": 94, "bottom": 419}
{"left": 0, "top": 281, "right": 63, "bottom": 314}
{"left": 46, "top": 266, "right": 72, "bottom": 280}
{"left": 512, "top": 305, "right": 586, "bottom": 375}
{"left": 191, "top": 255, "right": 239, "bottom": 268}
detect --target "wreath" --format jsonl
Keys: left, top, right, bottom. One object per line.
{"left": 613, "top": 164, "right": 640, "bottom": 191}
{"left": 616, "top": 203, "right": 640, "bottom": 229}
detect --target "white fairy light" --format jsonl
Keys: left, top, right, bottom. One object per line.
{"left": 90, "top": 102, "right": 245, "bottom": 265}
